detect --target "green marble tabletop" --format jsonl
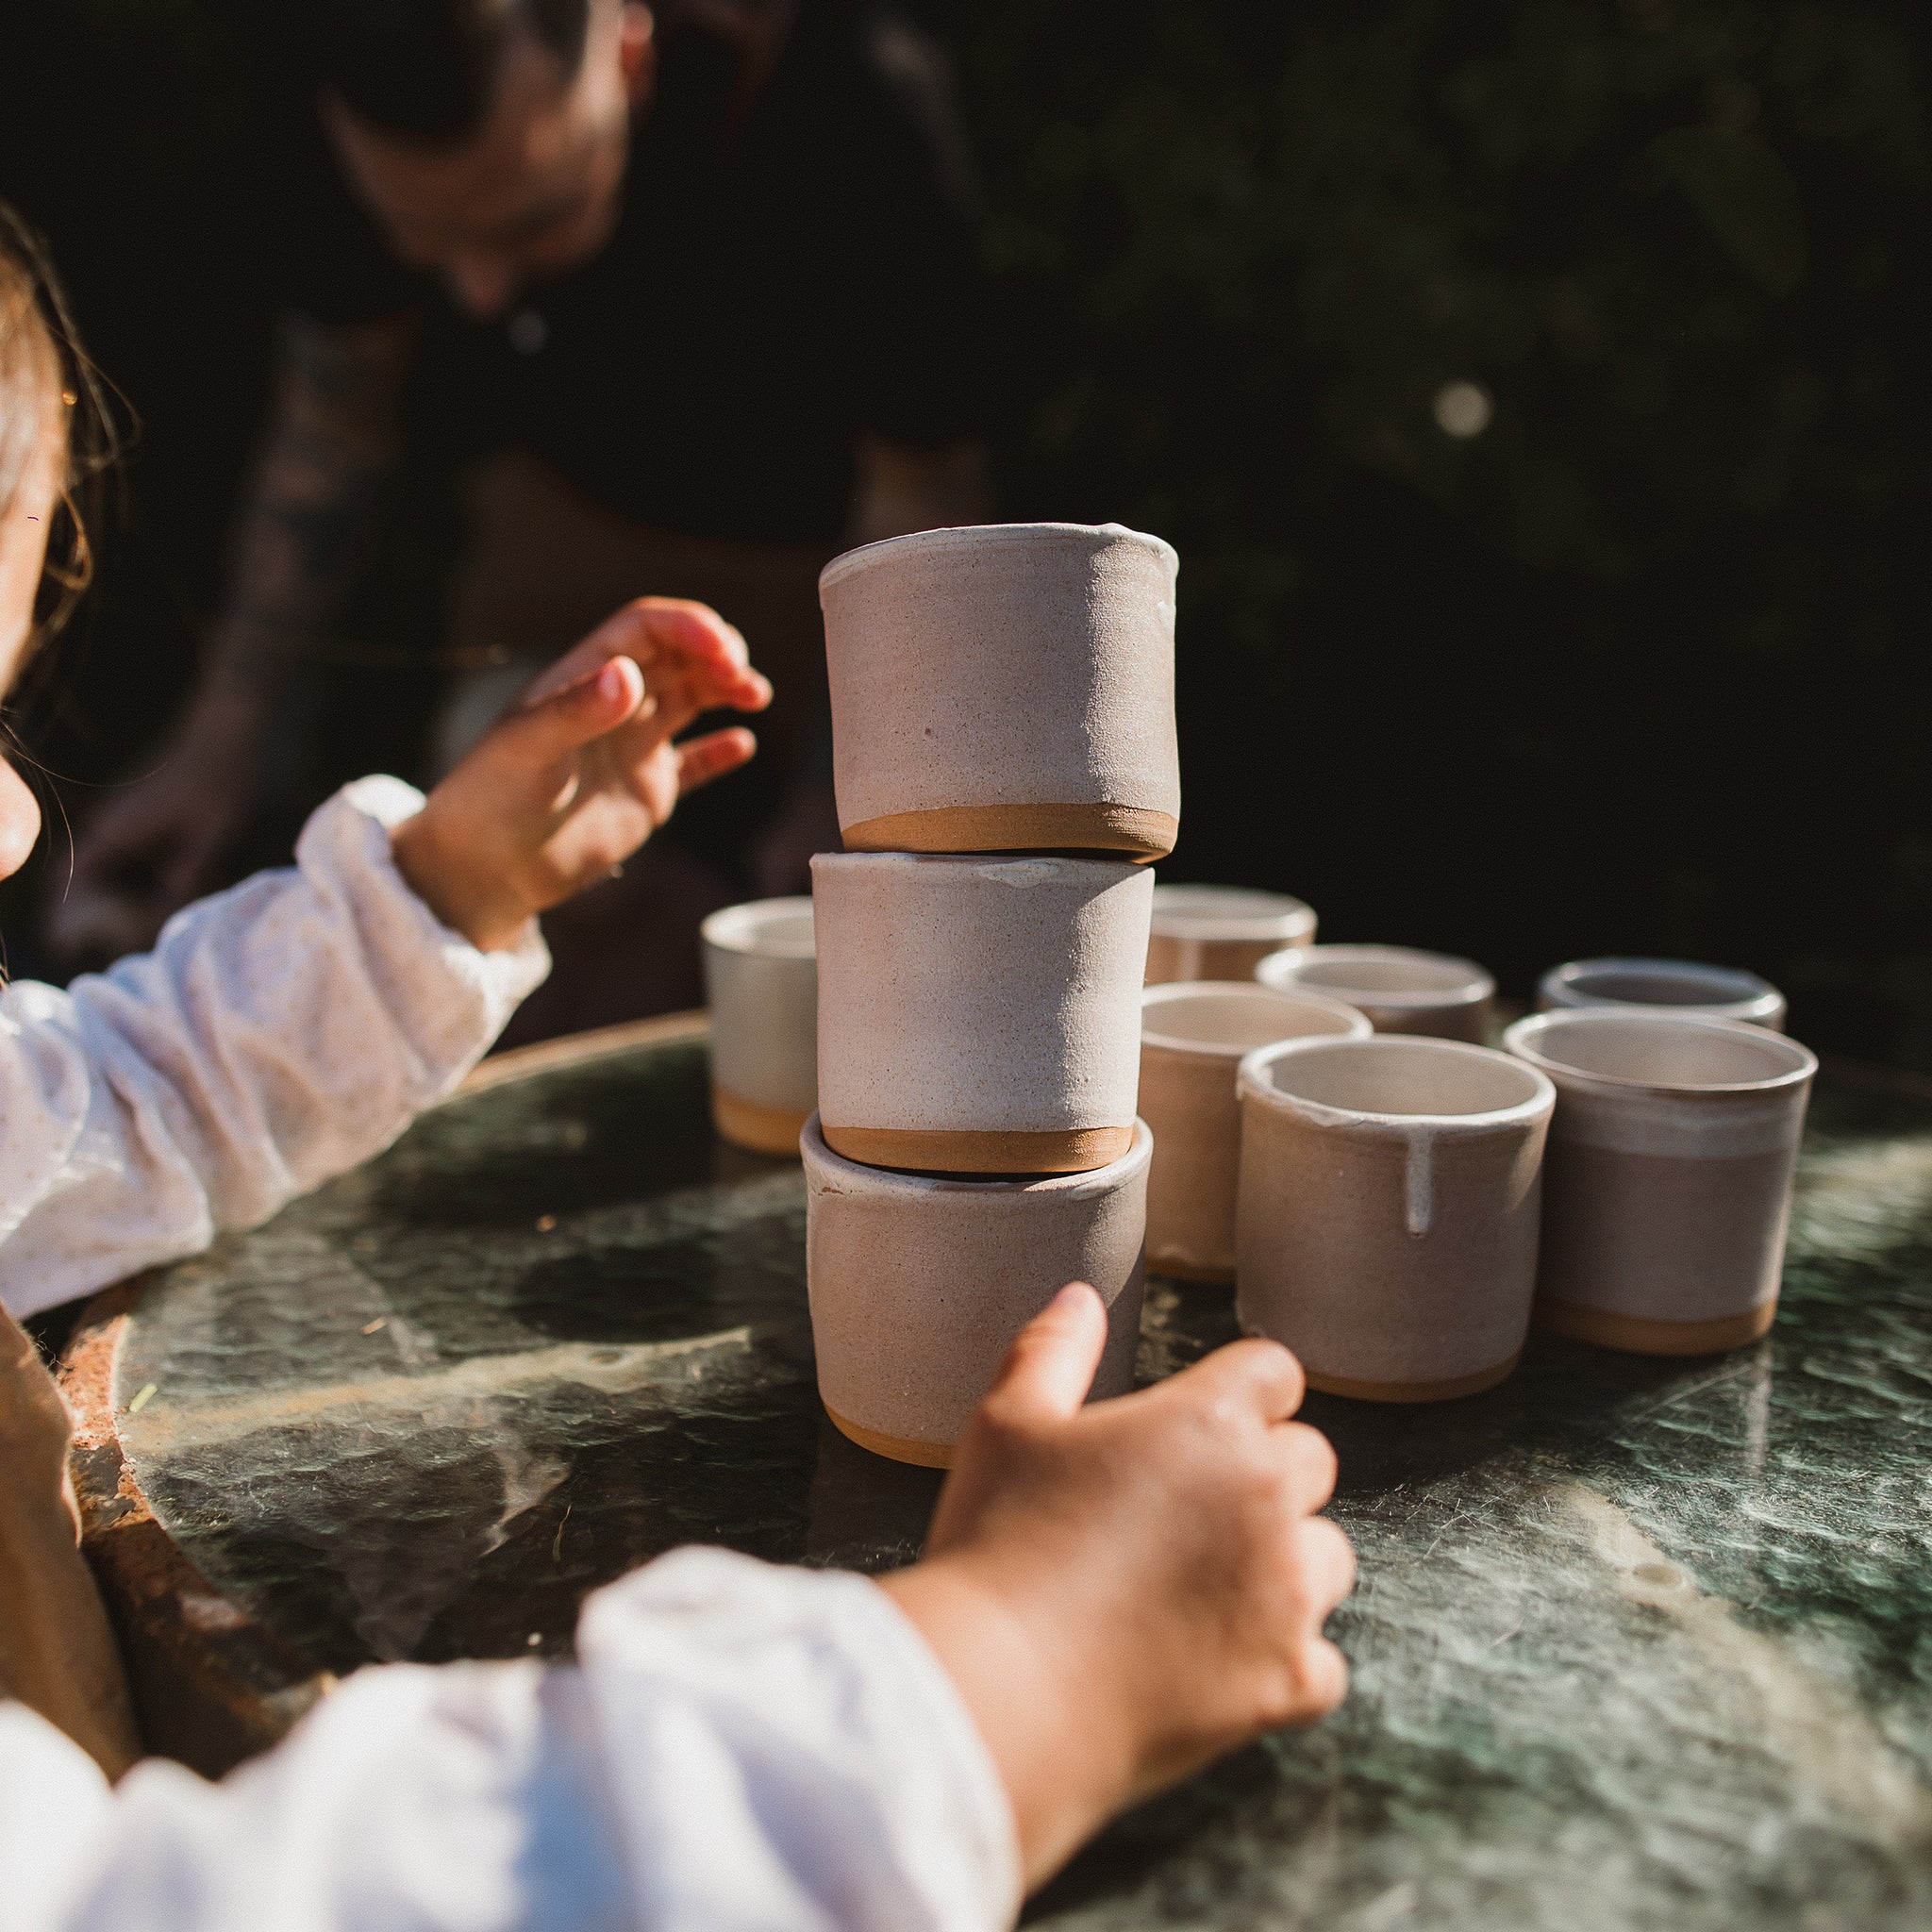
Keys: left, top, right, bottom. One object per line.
{"left": 94, "top": 1022, "right": 1932, "bottom": 1927}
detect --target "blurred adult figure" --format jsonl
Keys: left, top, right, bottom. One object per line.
{"left": 61, "top": 0, "right": 991, "bottom": 1035}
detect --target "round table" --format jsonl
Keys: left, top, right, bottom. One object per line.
{"left": 63, "top": 1017, "right": 1932, "bottom": 1926}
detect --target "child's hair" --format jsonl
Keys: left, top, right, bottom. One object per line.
{"left": 0, "top": 202, "right": 117, "bottom": 677}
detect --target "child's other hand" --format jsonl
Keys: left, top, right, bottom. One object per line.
{"left": 392, "top": 599, "right": 772, "bottom": 951}
{"left": 882, "top": 1284, "right": 1353, "bottom": 1890}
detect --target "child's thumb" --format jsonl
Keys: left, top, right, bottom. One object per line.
{"left": 508, "top": 658, "right": 646, "bottom": 758}
{"left": 980, "top": 1283, "right": 1108, "bottom": 1425}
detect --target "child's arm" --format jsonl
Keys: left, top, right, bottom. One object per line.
{"left": 4, "top": 1295, "right": 1349, "bottom": 1931}
{"left": 0, "top": 600, "right": 768, "bottom": 1322}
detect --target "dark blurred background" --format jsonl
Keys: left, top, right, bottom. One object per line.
{"left": 4, "top": 0, "right": 1929, "bottom": 1060}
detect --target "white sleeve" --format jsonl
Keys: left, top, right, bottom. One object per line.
{"left": 0, "top": 776, "right": 548, "bottom": 1321}
{"left": 10, "top": 1548, "right": 1021, "bottom": 1932}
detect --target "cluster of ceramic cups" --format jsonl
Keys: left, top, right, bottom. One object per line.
{"left": 1139, "top": 892, "right": 1817, "bottom": 1399}
{"left": 708, "top": 522, "right": 1181, "bottom": 1465}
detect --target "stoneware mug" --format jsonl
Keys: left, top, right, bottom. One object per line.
{"left": 1504, "top": 1008, "right": 1817, "bottom": 1354}
{"left": 1140, "top": 981, "right": 1369, "bottom": 1283}
{"left": 1257, "top": 943, "right": 1496, "bottom": 1043}
{"left": 1144, "top": 883, "right": 1318, "bottom": 984}
{"left": 812, "top": 850, "right": 1154, "bottom": 1175}
{"left": 820, "top": 522, "right": 1181, "bottom": 862}
{"left": 1537, "top": 957, "right": 1788, "bottom": 1032}
{"left": 802, "top": 1113, "right": 1151, "bottom": 1465}
{"left": 1236, "top": 1035, "right": 1554, "bottom": 1400}
{"left": 701, "top": 896, "right": 817, "bottom": 1156}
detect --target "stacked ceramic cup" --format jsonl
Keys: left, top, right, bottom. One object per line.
{"left": 803, "top": 523, "right": 1179, "bottom": 1465}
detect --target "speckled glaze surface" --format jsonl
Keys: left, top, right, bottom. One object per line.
{"left": 700, "top": 898, "right": 816, "bottom": 1153}
{"left": 820, "top": 523, "right": 1181, "bottom": 859}
{"left": 1140, "top": 983, "right": 1368, "bottom": 1283}
{"left": 1257, "top": 943, "right": 1496, "bottom": 1042}
{"left": 801, "top": 1114, "right": 1149, "bottom": 1465}
{"left": 1144, "top": 884, "right": 1317, "bottom": 985}
{"left": 1538, "top": 957, "right": 1789, "bottom": 1032}
{"left": 1506, "top": 1010, "right": 1817, "bottom": 1354}
{"left": 811, "top": 851, "right": 1153, "bottom": 1172}
{"left": 69, "top": 1024, "right": 1932, "bottom": 1925}
{"left": 1237, "top": 1036, "right": 1553, "bottom": 1398}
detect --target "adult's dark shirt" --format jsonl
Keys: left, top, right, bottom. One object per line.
{"left": 272, "top": 0, "right": 993, "bottom": 547}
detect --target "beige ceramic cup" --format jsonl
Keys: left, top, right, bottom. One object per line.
{"left": 1537, "top": 958, "right": 1788, "bottom": 1031}
{"left": 802, "top": 1113, "right": 1150, "bottom": 1466}
{"left": 1145, "top": 884, "right": 1317, "bottom": 984}
{"left": 820, "top": 522, "right": 1180, "bottom": 862}
{"left": 1236, "top": 1036, "right": 1554, "bottom": 1400}
{"left": 1504, "top": 1009, "right": 1816, "bottom": 1354}
{"left": 812, "top": 850, "right": 1153, "bottom": 1175}
{"left": 1140, "top": 982, "right": 1369, "bottom": 1283}
{"left": 701, "top": 897, "right": 817, "bottom": 1155}
{"left": 1257, "top": 943, "right": 1496, "bottom": 1043}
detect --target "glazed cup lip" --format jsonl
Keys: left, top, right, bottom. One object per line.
{"left": 1504, "top": 1008, "right": 1817, "bottom": 1096}
{"left": 801, "top": 1112, "right": 1153, "bottom": 1192}
{"left": 1537, "top": 956, "right": 1784, "bottom": 1024}
{"left": 809, "top": 850, "right": 1141, "bottom": 884}
{"left": 1256, "top": 942, "right": 1495, "bottom": 1012}
{"left": 1239, "top": 1034, "right": 1554, "bottom": 1130}
{"left": 1141, "top": 981, "right": 1370, "bottom": 1058}
{"left": 701, "top": 896, "right": 816, "bottom": 959}
{"left": 819, "top": 520, "right": 1177, "bottom": 596}
{"left": 1149, "top": 883, "right": 1315, "bottom": 944}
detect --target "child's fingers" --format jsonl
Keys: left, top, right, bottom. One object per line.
{"left": 497, "top": 657, "right": 647, "bottom": 763}
{"left": 520, "top": 599, "right": 769, "bottom": 713}
{"left": 1174, "top": 1337, "right": 1307, "bottom": 1425}
{"left": 675, "top": 727, "right": 758, "bottom": 796}
{"left": 977, "top": 1282, "right": 1109, "bottom": 1429}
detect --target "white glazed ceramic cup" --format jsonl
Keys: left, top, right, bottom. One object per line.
{"left": 1257, "top": 943, "right": 1496, "bottom": 1043}
{"left": 1145, "top": 883, "right": 1318, "bottom": 984}
{"left": 1537, "top": 958, "right": 1788, "bottom": 1031}
{"left": 1504, "top": 1009, "right": 1816, "bottom": 1354}
{"left": 1236, "top": 1036, "right": 1554, "bottom": 1400}
{"left": 820, "top": 522, "right": 1181, "bottom": 861}
{"left": 811, "top": 850, "right": 1154, "bottom": 1174}
{"left": 803, "top": 1112, "right": 1150, "bottom": 1465}
{"left": 1140, "top": 982, "right": 1369, "bottom": 1283}
{"left": 701, "top": 898, "right": 818, "bottom": 1155}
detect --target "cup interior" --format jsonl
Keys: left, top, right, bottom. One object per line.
{"left": 703, "top": 899, "right": 816, "bottom": 958}
{"left": 1143, "top": 984, "right": 1358, "bottom": 1053}
{"left": 1253, "top": 1038, "right": 1542, "bottom": 1118}
{"left": 1550, "top": 958, "right": 1770, "bottom": 1008}
{"left": 1274, "top": 945, "right": 1487, "bottom": 1000}
{"left": 1512, "top": 1013, "right": 1812, "bottom": 1090}
{"left": 1150, "top": 884, "right": 1313, "bottom": 940}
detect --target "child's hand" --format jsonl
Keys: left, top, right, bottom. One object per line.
{"left": 392, "top": 599, "right": 772, "bottom": 951}
{"left": 882, "top": 1285, "right": 1354, "bottom": 1890}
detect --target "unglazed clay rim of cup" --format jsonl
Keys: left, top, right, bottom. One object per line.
{"left": 819, "top": 519, "right": 1178, "bottom": 595}
{"left": 1256, "top": 943, "right": 1496, "bottom": 1016}
{"left": 700, "top": 896, "right": 816, "bottom": 958}
{"left": 1238, "top": 1033, "right": 1554, "bottom": 1131}
{"left": 1141, "top": 980, "right": 1369, "bottom": 1057}
{"left": 801, "top": 1111, "right": 1154, "bottom": 1195}
{"left": 1503, "top": 1008, "right": 1817, "bottom": 1097}
{"left": 1148, "top": 885, "right": 1317, "bottom": 948}
{"left": 1537, "top": 957, "right": 1784, "bottom": 1026}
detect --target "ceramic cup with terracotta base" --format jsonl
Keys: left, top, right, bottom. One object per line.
{"left": 701, "top": 897, "right": 817, "bottom": 1155}
{"left": 1257, "top": 943, "right": 1496, "bottom": 1043}
{"left": 1537, "top": 957, "right": 1788, "bottom": 1032}
{"left": 802, "top": 1113, "right": 1151, "bottom": 1465}
{"left": 1236, "top": 1036, "right": 1554, "bottom": 1400}
{"left": 1504, "top": 1009, "right": 1816, "bottom": 1354}
{"left": 1141, "top": 982, "right": 1370, "bottom": 1284}
{"left": 812, "top": 850, "right": 1153, "bottom": 1175}
{"left": 1145, "top": 884, "right": 1317, "bottom": 984}
{"left": 820, "top": 522, "right": 1181, "bottom": 861}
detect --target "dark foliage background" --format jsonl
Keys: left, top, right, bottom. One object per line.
{"left": 6, "top": 0, "right": 1932, "bottom": 1059}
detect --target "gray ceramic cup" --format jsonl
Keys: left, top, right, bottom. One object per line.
{"left": 1140, "top": 982, "right": 1370, "bottom": 1284}
{"left": 1236, "top": 1035, "right": 1553, "bottom": 1400}
{"left": 701, "top": 897, "right": 816, "bottom": 1156}
{"left": 1537, "top": 958, "right": 1787, "bottom": 1032}
{"left": 1257, "top": 943, "right": 1496, "bottom": 1043}
{"left": 1504, "top": 1009, "right": 1816, "bottom": 1354}
{"left": 802, "top": 1113, "right": 1150, "bottom": 1466}
{"left": 1145, "top": 884, "right": 1317, "bottom": 985}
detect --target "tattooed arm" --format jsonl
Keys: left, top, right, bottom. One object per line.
{"left": 55, "top": 314, "right": 413, "bottom": 961}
